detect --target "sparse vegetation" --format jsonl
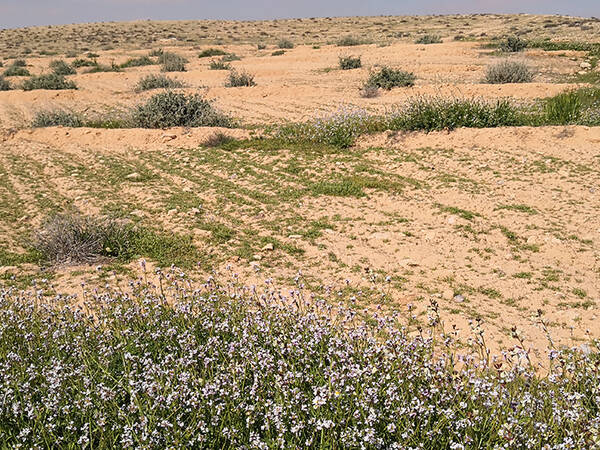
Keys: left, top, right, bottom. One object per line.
{"left": 120, "top": 55, "right": 155, "bottom": 68}
{"left": 32, "top": 110, "right": 83, "bottom": 128}
{"left": 0, "top": 76, "right": 10, "bottom": 91}
{"left": 209, "top": 59, "right": 232, "bottom": 70}
{"left": 485, "top": 60, "right": 533, "bottom": 84}
{"left": 365, "top": 66, "right": 416, "bottom": 89}
{"left": 85, "top": 62, "right": 122, "bottom": 73}
{"left": 339, "top": 55, "right": 362, "bottom": 70}
{"left": 415, "top": 34, "right": 442, "bottom": 44}
{"left": 49, "top": 59, "right": 76, "bottom": 75}
{"left": 198, "top": 48, "right": 227, "bottom": 58}
{"left": 158, "top": 52, "right": 187, "bottom": 72}
{"left": 3, "top": 62, "right": 30, "bottom": 77}
{"left": 271, "top": 50, "right": 286, "bottom": 56}
{"left": 132, "top": 91, "right": 232, "bottom": 128}
{"left": 359, "top": 83, "right": 379, "bottom": 98}
{"left": 225, "top": 69, "right": 256, "bottom": 87}
{"left": 337, "top": 35, "right": 362, "bottom": 46}
{"left": 134, "top": 74, "right": 184, "bottom": 92}
{"left": 22, "top": 73, "right": 77, "bottom": 90}
{"left": 500, "top": 36, "right": 527, "bottom": 52}
{"left": 277, "top": 38, "right": 294, "bottom": 49}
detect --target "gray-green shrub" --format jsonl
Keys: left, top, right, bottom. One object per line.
{"left": 3, "top": 65, "right": 30, "bottom": 77}
{"left": 32, "top": 110, "right": 83, "bottom": 128}
{"left": 339, "top": 55, "right": 362, "bottom": 70}
{"left": 22, "top": 74, "right": 77, "bottom": 90}
{"left": 49, "top": 59, "right": 76, "bottom": 75}
{"left": 225, "top": 69, "right": 256, "bottom": 87}
{"left": 120, "top": 56, "right": 155, "bottom": 68}
{"left": 278, "top": 39, "right": 294, "bottom": 49}
{"left": 158, "top": 52, "right": 187, "bottom": 72}
{"left": 485, "top": 60, "right": 533, "bottom": 84}
{"left": 366, "top": 66, "right": 415, "bottom": 89}
{"left": 0, "top": 76, "right": 10, "bottom": 91}
{"left": 198, "top": 48, "right": 227, "bottom": 58}
{"left": 337, "top": 35, "right": 362, "bottom": 46}
{"left": 415, "top": 34, "right": 442, "bottom": 44}
{"left": 209, "top": 59, "right": 232, "bottom": 70}
{"left": 134, "top": 74, "right": 184, "bottom": 92}
{"left": 132, "top": 91, "right": 232, "bottom": 128}
{"left": 500, "top": 36, "right": 527, "bottom": 52}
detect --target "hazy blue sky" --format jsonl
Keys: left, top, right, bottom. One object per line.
{"left": 1, "top": 0, "right": 598, "bottom": 29}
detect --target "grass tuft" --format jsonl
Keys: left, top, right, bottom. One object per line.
{"left": 134, "top": 74, "right": 184, "bottom": 92}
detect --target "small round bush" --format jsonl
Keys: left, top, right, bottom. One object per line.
{"left": 500, "top": 36, "right": 527, "bottom": 52}
{"left": 359, "top": 84, "right": 379, "bottom": 98}
{"left": 415, "top": 34, "right": 442, "bottom": 44}
{"left": 120, "top": 56, "right": 155, "bottom": 68}
{"left": 209, "top": 59, "right": 232, "bottom": 70}
{"left": 0, "top": 76, "right": 10, "bottom": 91}
{"left": 49, "top": 59, "right": 76, "bottom": 75}
{"left": 134, "top": 74, "right": 184, "bottom": 92}
{"left": 366, "top": 66, "right": 415, "bottom": 90}
{"left": 225, "top": 69, "right": 256, "bottom": 87}
{"left": 198, "top": 48, "right": 227, "bottom": 58}
{"left": 3, "top": 65, "right": 30, "bottom": 77}
{"left": 11, "top": 59, "right": 27, "bottom": 67}
{"left": 158, "top": 52, "right": 187, "bottom": 72}
{"left": 32, "top": 110, "right": 83, "bottom": 128}
{"left": 271, "top": 50, "right": 285, "bottom": 56}
{"left": 71, "top": 58, "right": 97, "bottom": 68}
{"left": 339, "top": 55, "right": 362, "bottom": 70}
{"left": 22, "top": 74, "right": 77, "bottom": 91}
{"left": 132, "top": 91, "right": 232, "bottom": 128}
{"left": 485, "top": 60, "right": 533, "bottom": 84}
{"left": 277, "top": 39, "right": 294, "bottom": 49}
{"left": 337, "top": 35, "right": 362, "bottom": 46}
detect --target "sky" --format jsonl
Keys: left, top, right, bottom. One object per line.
{"left": 0, "top": 0, "right": 598, "bottom": 29}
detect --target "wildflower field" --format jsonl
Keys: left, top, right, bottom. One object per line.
{"left": 1, "top": 13, "right": 600, "bottom": 449}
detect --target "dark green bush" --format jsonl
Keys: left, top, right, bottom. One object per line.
{"left": 0, "top": 76, "right": 10, "bottom": 91}
{"left": 271, "top": 50, "right": 285, "bottom": 56}
{"left": 120, "top": 56, "right": 155, "bottom": 68}
{"left": 49, "top": 59, "right": 76, "bottom": 75}
{"left": 415, "top": 34, "right": 442, "bottom": 44}
{"left": 3, "top": 65, "right": 30, "bottom": 77}
{"left": 388, "top": 97, "right": 524, "bottom": 131}
{"left": 278, "top": 39, "right": 294, "bottom": 49}
{"left": 485, "top": 60, "right": 533, "bottom": 84}
{"left": 220, "top": 53, "right": 241, "bottom": 62}
{"left": 134, "top": 74, "right": 184, "bottom": 92}
{"left": 500, "top": 36, "right": 527, "bottom": 52}
{"left": 85, "top": 63, "right": 122, "bottom": 73}
{"left": 225, "top": 69, "right": 256, "bottom": 87}
{"left": 199, "top": 48, "right": 227, "bottom": 58}
{"left": 132, "top": 91, "right": 232, "bottom": 128}
{"left": 11, "top": 59, "right": 26, "bottom": 67}
{"left": 366, "top": 66, "right": 415, "bottom": 89}
{"left": 71, "top": 58, "right": 97, "bottom": 68}
{"left": 32, "top": 110, "right": 83, "bottom": 128}
{"left": 339, "top": 55, "right": 362, "bottom": 70}
{"left": 22, "top": 74, "right": 77, "bottom": 90}
{"left": 209, "top": 59, "right": 232, "bottom": 70}
{"left": 337, "top": 35, "right": 362, "bottom": 46}
{"left": 158, "top": 52, "right": 187, "bottom": 72}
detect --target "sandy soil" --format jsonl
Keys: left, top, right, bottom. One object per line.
{"left": 1, "top": 18, "right": 599, "bottom": 364}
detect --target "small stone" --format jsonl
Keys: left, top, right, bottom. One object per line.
{"left": 288, "top": 234, "right": 302, "bottom": 239}
{"left": 162, "top": 133, "right": 177, "bottom": 141}
{"left": 130, "top": 210, "right": 145, "bottom": 218}
{"left": 125, "top": 172, "right": 141, "bottom": 180}
{"left": 253, "top": 254, "right": 262, "bottom": 261}
{"left": 189, "top": 207, "right": 201, "bottom": 215}
{"left": 453, "top": 294, "right": 465, "bottom": 303}
{"left": 580, "top": 61, "right": 592, "bottom": 69}
{"left": 447, "top": 215, "right": 457, "bottom": 225}
{"left": 261, "top": 243, "right": 274, "bottom": 251}
{"left": 167, "top": 208, "right": 178, "bottom": 216}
